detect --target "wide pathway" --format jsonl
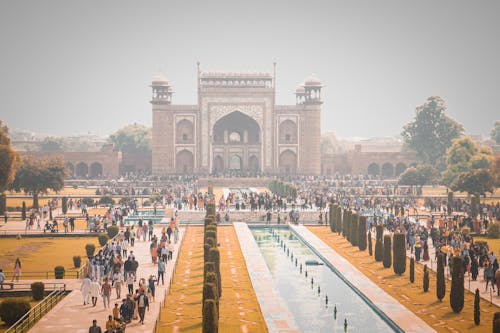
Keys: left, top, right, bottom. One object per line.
{"left": 29, "top": 226, "right": 184, "bottom": 333}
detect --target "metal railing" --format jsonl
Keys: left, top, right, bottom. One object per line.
{"left": 2, "top": 271, "right": 81, "bottom": 280}
{"left": 0, "top": 282, "right": 66, "bottom": 292}
{"left": 5, "top": 286, "right": 66, "bottom": 333}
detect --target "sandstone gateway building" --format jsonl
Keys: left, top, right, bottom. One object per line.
{"left": 151, "top": 65, "right": 322, "bottom": 175}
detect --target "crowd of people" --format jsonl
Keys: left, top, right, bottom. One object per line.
{"left": 81, "top": 219, "right": 179, "bottom": 333}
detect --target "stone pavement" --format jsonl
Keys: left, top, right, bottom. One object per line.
{"left": 28, "top": 226, "right": 184, "bottom": 333}
{"left": 234, "top": 222, "right": 299, "bottom": 333}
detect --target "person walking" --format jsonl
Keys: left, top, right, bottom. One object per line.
{"left": 135, "top": 289, "right": 149, "bottom": 324}
{"left": 157, "top": 259, "right": 165, "bottom": 285}
{"left": 81, "top": 275, "right": 91, "bottom": 305}
{"left": 12, "top": 258, "right": 21, "bottom": 282}
{"left": 101, "top": 278, "right": 112, "bottom": 309}
{"left": 126, "top": 273, "right": 134, "bottom": 295}
{"left": 113, "top": 271, "right": 122, "bottom": 299}
{"left": 88, "top": 319, "right": 102, "bottom": 333}
{"left": 90, "top": 279, "right": 101, "bottom": 307}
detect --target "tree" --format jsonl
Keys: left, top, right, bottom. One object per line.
{"left": 38, "top": 137, "right": 66, "bottom": 152}
{"left": 398, "top": 164, "right": 438, "bottom": 188}
{"left": 402, "top": 96, "right": 463, "bottom": 167}
{"left": 450, "top": 257, "right": 464, "bottom": 313}
{"left": 451, "top": 169, "right": 495, "bottom": 197}
{"left": 107, "top": 123, "right": 152, "bottom": 153}
{"left": 409, "top": 258, "right": 415, "bottom": 283}
{"left": 0, "top": 120, "right": 20, "bottom": 214}
{"left": 423, "top": 265, "right": 429, "bottom": 292}
{"left": 474, "top": 288, "right": 480, "bottom": 325}
{"left": 11, "top": 157, "right": 66, "bottom": 209}
{"left": 443, "top": 137, "right": 493, "bottom": 188}
{"left": 491, "top": 121, "right": 500, "bottom": 144}
{"left": 436, "top": 253, "right": 446, "bottom": 301}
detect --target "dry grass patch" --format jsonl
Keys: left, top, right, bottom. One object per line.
{"left": 0, "top": 237, "right": 99, "bottom": 279}
{"left": 158, "top": 226, "right": 267, "bottom": 333}
{"left": 308, "top": 226, "right": 499, "bottom": 333}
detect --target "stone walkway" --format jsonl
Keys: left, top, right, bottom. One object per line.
{"left": 234, "top": 222, "right": 299, "bottom": 333}
{"left": 292, "top": 224, "right": 435, "bottom": 333}
{"left": 28, "top": 226, "right": 184, "bottom": 333}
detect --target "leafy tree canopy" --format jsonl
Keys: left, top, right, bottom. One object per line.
{"left": 402, "top": 96, "right": 463, "bottom": 168}
{"left": 0, "top": 119, "right": 20, "bottom": 192}
{"left": 39, "top": 137, "right": 66, "bottom": 152}
{"left": 11, "top": 157, "right": 66, "bottom": 208}
{"left": 107, "top": 123, "right": 151, "bottom": 153}
{"left": 442, "top": 136, "right": 494, "bottom": 195}
{"left": 491, "top": 121, "right": 500, "bottom": 144}
{"left": 398, "top": 164, "right": 438, "bottom": 187}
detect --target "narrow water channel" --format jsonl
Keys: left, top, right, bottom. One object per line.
{"left": 251, "top": 227, "right": 401, "bottom": 333}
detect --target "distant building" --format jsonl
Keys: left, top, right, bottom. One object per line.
{"left": 151, "top": 65, "right": 322, "bottom": 175}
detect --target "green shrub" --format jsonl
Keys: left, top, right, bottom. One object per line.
{"left": 98, "top": 196, "right": 115, "bottom": 206}
{"left": 21, "top": 201, "right": 27, "bottom": 220}
{"left": 329, "top": 204, "right": 335, "bottom": 232}
{"left": 474, "top": 288, "right": 480, "bottom": 325}
{"left": 81, "top": 197, "right": 94, "bottom": 206}
{"left": 0, "top": 298, "right": 31, "bottom": 325}
{"left": 31, "top": 282, "right": 45, "bottom": 301}
{"left": 423, "top": 265, "right": 429, "bottom": 292}
{"left": 61, "top": 196, "right": 68, "bottom": 214}
{"left": 436, "top": 253, "right": 446, "bottom": 301}
{"left": 358, "top": 216, "right": 367, "bottom": 251}
{"left": 85, "top": 243, "right": 96, "bottom": 258}
{"left": 383, "top": 235, "right": 392, "bottom": 268}
{"left": 73, "top": 255, "right": 81, "bottom": 268}
{"left": 450, "top": 256, "right": 464, "bottom": 313}
{"left": 368, "top": 230, "right": 373, "bottom": 256}
{"left": 107, "top": 225, "right": 119, "bottom": 239}
{"left": 342, "top": 209, "right": 350, "bottom": 239}
{"left": 493, "top": 312, "right": 500, "bottom": 333}
{"left": 488, "top": 223, "right": 500, "bottom": 239}
{"left": 98, "top": 234, "right": 109, "bottom": 247}
{"left": 410, "top": 258, "right": 415, "bottom": 283}
{"left": 0, "top": 193, "right": 7, "bottom": 215}
{"left": 202, "top": 299, "right": 218, "bottom": 333}
{"left": 350, "top": 214, "right": 358, "bottom": 247}
{"left": 393, "top": 233, "right": 406, "bottom": 275}
{"left": 375, "top": 225, "right": 384, "bottom": 262}
{"left": 209, "top": 247, "right": 222, "bottom": 297}
{"left": 54, "top": 266, "right": 65, "bottom": 279}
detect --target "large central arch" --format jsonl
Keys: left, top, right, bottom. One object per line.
{"left": 211, "top": 111, "right": 262, "bottom": 173}
{"left": 213, "top": 111, "right": 260, "bottom": 144}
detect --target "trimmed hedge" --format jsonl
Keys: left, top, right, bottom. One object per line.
{"left": 393, "top": 233, "right": 406, "bottom": 275}
{"left": 202, "top": 299, "right": 218, "bottom": 333}
{"left": 98, "top": 234, "right": 109, "bottom": 246}
{"left": 423, "top": 265, "right": 429, "bottom": 292}
{"left": 436, "top": 253, "right": 446, "bottom": 301}
{"left": 368, "top": 230, "right": 373, "bottom": 256}
{"left": 450, "top": 256, "right": 464, "bottom": 313}
{"left": 85, "top": 243, "right": 96, "bottom": 258}
{"left": 409, "top": 258, "right": 415, "bottom": 283}
{"left": 0, "top": 299, "right": 31, "bottom": 325}
{"left": 73, "top": 255, "right": 81, "bottom": 268}
{"left": 375, "top": 225, "right": 384, "bottom": 262}
{"left": 383, "top": 235, "right": 392, "bottom": 269}
{"left": 350, "top": 214, "right": 358, "bottom": 247}
{"left": 31, "top": 282, "right": 45, "bottom": 301}
{"left": 474, "top": 288, "right": 480, "bottom": 325}
{"left": 488, "top": 223, "right": 500, "bottom": 239}
{"left": 358, "top": 216, "right": 367, "bottom": 251}
{"left": 54, "top": 266, "right": 65, "bottom": 279}
{"left": 107, "top": 225, "right": 119, "bottom": 239}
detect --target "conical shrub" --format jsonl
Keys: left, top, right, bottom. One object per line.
{"left": 474, "top": 288, "right": 480, "bottom": 325}
{"left": 383, "top": 235, "right": 392, "bottom": 268}
{"left": 423, "top": 265, "right": 429, "bottom": 292}
{"left": 436, "top": 253, "right": 446, "bottom": 302}
{"left": 393, "top": 233, "right": 406, "bottom": 275}
{"left": 450, "top": 256, "right": 464, "bottom": 313}
{"left": 203, "top": 299, "right": 218, "bottom": 333}
{"left": 350, "top": 214, "right": 359, "bottom": 247}
{"left": 358, "top": 216, "right": 367, "bottom": 251}
{"left": 375, "top": 225, "right": 384, "bottom": 262}
{"left": 410, "top": 258, "right": 415, "bottom": 283}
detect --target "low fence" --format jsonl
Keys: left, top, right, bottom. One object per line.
{"left": 5, "top": 286, "right": 67, "bottom": 333}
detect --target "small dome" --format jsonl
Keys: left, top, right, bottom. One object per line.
{"left": 152, "top": 72, "right": 169, "bottom": 86}
{"left": 295, "top": 85, "right": 306, "bottom": 94}
{"left": 304, "top": 74, "right": 322, "bottom": 86}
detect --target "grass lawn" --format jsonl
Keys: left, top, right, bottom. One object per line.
{"left": 308, "top": 226, "right": 499, "bottom": 333}
{"left": 0, "top": 237, "right": 99, "bottom": 280}
{"left": 474, "top": 236, "right": 500, "bottom": 257}
{"left": 0, "top": 296, "right": 39, "bottom": 332}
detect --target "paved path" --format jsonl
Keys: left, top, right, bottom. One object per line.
{"left": 29, "top": 226, "right": 184, "bottom": 333}
{"left": 292, "top": 224, "right": 436, "bottom": 333}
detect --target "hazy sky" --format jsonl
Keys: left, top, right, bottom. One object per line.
{"left": 0, "top": 0, "right": 498, "bottom": 138}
